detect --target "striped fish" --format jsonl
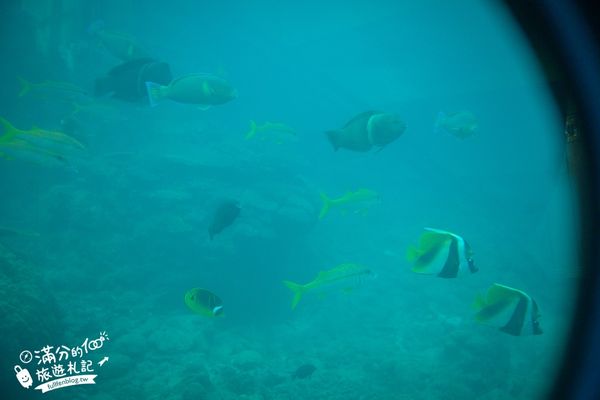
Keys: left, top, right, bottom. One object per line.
{"left": 407, "top": 228, "right": 477, "bottom": 278}
{"left": 283, "top": 263, "right": 373, "bottom": 309}
{"left": 474, "top": 283, "right": 543, "bottom": 336}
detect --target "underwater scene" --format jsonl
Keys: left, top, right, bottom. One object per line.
{"left": 0, "top": 1, "right": 580, "bottom": 399}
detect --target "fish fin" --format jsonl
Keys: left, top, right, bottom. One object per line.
{"left": 17, "top": 77, "right": 31, "bottom": 97}
{"left": 325, "top": 130, "right": 340, "bottom": 151}
{"left": 487, "top": 283, "right": 523, "bottom": 304}
{"left": 0, "top": 116, "right": 19, "bottom": 140}
{"left": 245, "top": 120, "right": 257, "bottom": 139}
{"left": 473, "top": 292, "right": 487, "bottom": 310}
{"left": 283, "top": 280, "right": 306, "bottom": 310}
{"left": 145, "top": 81, "right": 164, "bottom": 107}
{"left": 318, "top": 192, "right": 331, "bottom": 219}
{"left": 419, "top": 231, "right": 453, "bottom": 253}
{"left": 434, "top": 111, "right": 446, "bottom": 134}
{"left": 406, "top": 245, "right": 420, "bottom": 262}
{"left": 474, "top": 284, "right": 520, "bottom": 322}
{"left": 202, "top": 81, "right": 214, "bottom": 96}
{"left": 197, "top": 105, "right": 212, "bottom": 111}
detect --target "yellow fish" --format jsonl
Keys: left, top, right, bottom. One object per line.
{"left": 319, "top": 188, "right": 380, "bottom": 219}
{"left": 245, "top": 120, "right": 296, "bottom": 142}
{"left": 283, "top": 263, "right": 373, "bottom": 309}
{"left": 17, "top": 77, "right": 90, "bottom": 103}
{"left": 88, "top": 21, "right": 148, "bottom": 61}
{"left": 184, "top": 288, "right": 224, "bottom": 317}
{"left": 0, "top": 117, "right": 85, "bottom": 166}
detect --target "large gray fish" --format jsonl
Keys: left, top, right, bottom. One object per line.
{"left": 208, "top": 200, "right": 240, "bottom": 240}
{"left": 326, "top": 111, "right": 405, "bottom": 152}
{"left": 146, "top": 73, "right": 237, "bottom": 109}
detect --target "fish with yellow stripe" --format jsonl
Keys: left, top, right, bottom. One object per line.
{"left": 0, "top": 117, "right": 85, "bottom": 166}
{"left": 407, "top": 228, "right": 477, "bottom": 278}
{"left": 283, "top": 263, "right": 373, "bottom": 310}
{"left": 474, "top": 283, "right": 543, "bottom": 336}
{"left": 319, "top": 188, "right": 380, "bottom": 219}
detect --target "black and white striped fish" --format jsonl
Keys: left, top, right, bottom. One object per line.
{"left": 474, "top": 283, "right": 543, "bottom": 336}
{"left": 407, "top": 227, "right": 477, "bottom": 278}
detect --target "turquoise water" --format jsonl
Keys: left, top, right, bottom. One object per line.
{"left": 0, "top": 1, "right": 579, "bottom": 399}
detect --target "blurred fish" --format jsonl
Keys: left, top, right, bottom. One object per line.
{"left": 326, "top": 111, "right": 405, "bottom": 152}
{"left": 0, "top": 117, "right": 85, "bottom": 153}
{"left": 474, "top": 283, "right": 543, "bottom": 336}
{"left": 0, "top": 137, "right": 69, "bottom": 167}
{"left": 434, "top": 111, "right": 478, "bottom": 139}
{"left": 146, "top": 73, "right": 237, "bottom": 109}
{"left": 88, "top": 20, "right": 148, "bottom": 61}
{"left": 17, "top": 77, "right": 91, "bottom": 103}
{"left": 292, "top": 364, "right": 316, "bottom": 379}
{"left": 245, "top": 120, "right": 296, "bottom": 143}
{"left": 69, "top": 100, "right": 118, "bottom": 118}
{"left": 319, "top": 188, "right": 379, "bottom": 219}
{"left": 407, "top": 228, "right": 477, "bottom": 278}
{"left": 208, "top": 200, "right": 240, "bottom": 240}
{"left": 184, "top": 288, "right": 224, "bottom": 317}
{"left": 0, "top": 117, "right": 85, "bottom": 166}
{"left": 283, "top": 263, "right": 373, "bottom": 309}
{"left": 95, "top": 58, "right": 172, "bottom": 102}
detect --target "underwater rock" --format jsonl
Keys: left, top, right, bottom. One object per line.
{"left": 148, "top": 324, "right": 197, "bottom": 354}
{"left": 218, "top": 364, "right": 258, "bottom": 396}
{"left": 231, "top": 349, "right": 264, "bottom": 370}
{"left": 0, "top": 244, "right": 64, "bottom": 399}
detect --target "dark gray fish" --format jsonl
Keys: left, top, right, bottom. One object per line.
{"left": 208, "top": 200, "right": 240, "bottom": 240}
{"left": 292, "top": 364, "right": 316, "bottom": 379}
{"left": 326, "top": 111, "right": 405, "bottom": 152}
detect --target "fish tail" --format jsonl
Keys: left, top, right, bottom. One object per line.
{"left": 145, "top": 81, "right": 164, "bottom": 107}
{"left": 473, "top": 292, "right": 486, "bottom": 312}
{"left": 434, "top": 111, "right": 446, "bottom": 134}
{"left": 318, "top": 192, "right": 331, "bottom": 219}
{"left": 17, "top": 77, "right": 31, "bottom": 97}
{"left": 406, "top": 245, "right": 420, "bottom": 262}
{"left": 283, "top": 280, "right": 306, "bottom": 310}
{"left": 0, "top": 116, "right": 19, "bottom": 140}
{"left": 245, "top": 120, "right": 257, "bottom": 139}
{"left": 325, "top": 130, "right": 340, "bottom": 151}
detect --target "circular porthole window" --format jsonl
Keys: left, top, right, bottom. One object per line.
{"left": 0, "top": 1, "right": 597, "bottom": 399}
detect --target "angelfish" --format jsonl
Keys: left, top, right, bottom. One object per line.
{"left": 474, "top": 283, "right": 543, "bottom": 336}
{"left": 407, "top": 228, "right": 477, "bottom": 278}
